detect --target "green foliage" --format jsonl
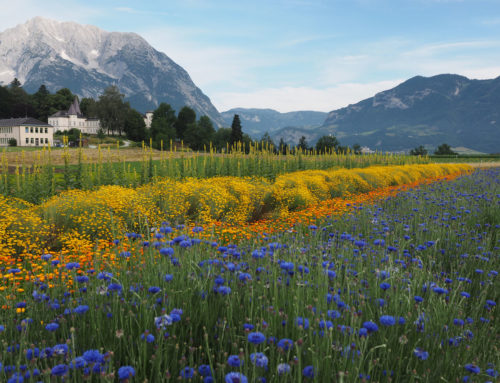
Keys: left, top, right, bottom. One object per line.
{"left": 124, "top": 108, "right": 148, "bottom": 142}
{"left": 175, "top": 106, "right": 196, "bottom": 140}
{"left": 213, "top": 127, "right": 232, "bottom": 151}
{"left": 184, "top": 115, "right": 215, "bottom": 151}
{"left": 97, "top": 85, "right": 128, "bottom": 136}
{"left": 80, "top": 97, "right": 99, "bottom": 118}
{"left": 7, "top": 138, "right": 17, "bottom": 147}
{"left": 230, "top": 114, "right": 243, "bottom": 146}
{"left": 434, "top": 143, "right": 457, "bottom": 155}
{"left": 410, "top": 145, "right": 428, "bottom": 156}
{"left": 315, "top": 135, "right": 340, "bottom": 153}
{"left": 150, "top": 103, "right": 177, "bottom": 150}
{"left": 297, "top": 135, "right": 310, "bottom": 151}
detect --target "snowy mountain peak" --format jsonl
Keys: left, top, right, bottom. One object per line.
{"left": 0, "top": 17, "right": 222, "bottom": 124}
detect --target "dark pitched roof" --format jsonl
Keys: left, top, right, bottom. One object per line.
{"left": 0, "top": 117, "right": 51, "bottom": 127}
{"left": 49, "top": 97, "right": 84, "bottom": 118}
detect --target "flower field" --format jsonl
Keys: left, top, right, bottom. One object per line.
{"left": 0, "top": 163, "right": 498, "bottom": 382}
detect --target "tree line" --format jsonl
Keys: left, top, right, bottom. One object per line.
{"left": 1, "top": 79, "right": 361, "bottom": 153}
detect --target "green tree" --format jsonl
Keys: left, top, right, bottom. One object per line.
{"left": 410, "top": 145, "right": 428, "bottom": 156}
{"left": 229, "top": 114, "right": 243, "bottom": 147}
{"left": 8, "top": 79, "right": 35, "bottom": 117}
{"left": 96, "top": 86, "right": 128, "bottom": 136}
{"left": 150, "top": 103, "right": 177, "bottom": 149}
{"left": 352, "top": 143, "right": 362, "bottom": 154}
{"left": 8, "top": 138, "right": 17, "bottom": 147}
{"left": 47, "top": 88, "right": 76, "bottom": 116}
{"left": 278, "top": 137, "right": 287, "bottom": 154}
{"left": 175, "top": 106, "right": 196, "bottom": 140}
{"left": 297, "top": 135, "right": 310, "bottom": 151}
{"left": 124, "top": 107, "right": 148, "bottom": 142}
{"left": 213, "top": 127, "right": 232, "bottom": 152}
{"left": 258, "top": 132, "right": 275, "bottom": 151}
{"left": 33, "top": 84, "right": 51, "bottom": 122}
{"left": 184, "top": 115, "right": 215, "bottom": 151}
{"left": 315, "top": 135, "right": 340, "bottom": 153}
{"left": 434, "top": 143, "right": 457, "bottom": 155}
{"left": 80, "top": 98, "right": 99, "bottom": 117}
{"left": 0, "top": 86, "right": 12, "bottom": 118}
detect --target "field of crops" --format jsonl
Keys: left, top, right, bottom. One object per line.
{"left": 0, "top": 158, "right": 498, "bottom": 382}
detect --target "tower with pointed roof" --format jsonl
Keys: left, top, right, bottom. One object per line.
{"left": 49, "top": 97, "right": 100, "bottom": 134}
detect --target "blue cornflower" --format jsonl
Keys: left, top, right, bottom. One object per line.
{"left": 148, "top": 286, "right": 161, "bottom": 294}
{"left": 65, "top": 262, "right": 80, "bottom": 270}
{"left": 97, "top": 272, "right": 112, "bottom": 280}
{"left": 83, "top": 349, "right": 104, "bottom": 364}
{"left": 51, "top": 364, "right": 68, "bottom": 376}
{"left": 277, "top": 338, "right": 294, "bottom": 351}
{"left": 247, "top": 331, "right": 266, "bottom": 344}
{"left": 160, "top": 247, "right": 174, "bottom": 256}
{"left": 295, "top": 317, "right": 310, "bottom": 329}
{"left": 118, "top": 366, "right": 135, "bottom": 381}
{"left": 198, "top": 365, "right": 212, "bottom": 377}
{"left": 227, "top": 355, "right": 243, "bottom": 367}
{"left": 180, "top": 367, "right": 194, "bottom": 379}
{"left": 73, "top": 305, "right": 89, "bottom": 315}
{"left": 225, "top": 372, "right": 248, "bottom": 383}
{"left": 414, "top": 295, "right": 423, "bottom": 303}
{"left": 380, "top": 282, "right": 391, "bottom": 291}
{"left": 76, "top": 276, "right": 89, "bottom": 283}
{"left": 41, "top": 253, "right": 52, "bottom": 261}
{"left": 453, "top": 318, "right": 464, "bottom": 326}
{"left": 413, "top": 348, "right": 429, "bottom": 360}
{"left": 141, "top": 333, "right": 155, "bottom": 343}
{"left": 108, "top": 283, "right": 123, "bottom": 292}
{"left": 69, "top": 357, "right": 87, "bottom": 369}
{"left": 460, "top": 292, "right": 471, "bottom": 298}
{"left": 155, "top": 314, "right": 173, "bottom": 329}
{"left": 362, "top": 321, "right": 378, "bottom": 333}
{"left": 380, "top": 315, "right": 396, "bottom": 326}
{"left": 45, "top": 323, "right": 59, "bottom": 332}
{"left": 302, "top": 366, "right": 316, "bottom": 378}
{"left": 165, "top": 274, "right": 173, "bottom": 282}
{"left": 464, "top": 364, "right": 480, "bottom": 374}
{"left": 277, "top": 363, "right": 291, "bottom": 375}
{"left": 250, "top": 352, "right": 269, "bottom": 368}
{"left": 433, "top": 287, "right": 448, "bottom": 295}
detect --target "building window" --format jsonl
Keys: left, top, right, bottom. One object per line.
{"left": 31, "top": 138, "right": 34, "bottom": 144}
{"left": 25, "top": 127, "right": 29, "bottom": 133}
{"left": 45, "top": 127, "right": 48, "bottom": 134}
{"left": 30, "top": 127, "right": 33, "bottom": 133}
{"left": 26, "top": 138, "right": 29, "bottom": 144}
{"left": 45, "top": 138, "right": 49, "bottom": 144}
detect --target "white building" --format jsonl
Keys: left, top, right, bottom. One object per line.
{"left": 0, "top": 118, "right": 54, "bottom": 147}
{"left": 49, "top": 97, "right": 100, "bottom": 134}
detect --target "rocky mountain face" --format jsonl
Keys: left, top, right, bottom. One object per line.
{"left": 323, "top": 74, "right": 500, "bottom": 153}
{"left": 221, "top": 108, "right": 327, "bottom": 139}
{"left": 0, "top": 17, "right": 223, "bottom": 125}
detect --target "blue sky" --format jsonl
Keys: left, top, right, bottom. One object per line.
{"left": 1, "top": 0, "right": 500, "bottom": 112}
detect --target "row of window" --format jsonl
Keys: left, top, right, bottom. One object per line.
{"left": 49, "top": 119, "right": 100, "bottom": 127}
{"left": 0, "top": 127, "right": 13, "bottom": 133}
{"left": 25, "top": 138, "right": 49, "bottom": 145}
{"left": 0, "top": 137, "right": 12, "bottom": 144}
{"left": 25, "top": 127, "right": 49, "bottom": 134}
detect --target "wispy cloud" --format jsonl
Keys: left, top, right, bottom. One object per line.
{"left": 213, "top": 80, "right": 402, "bottom": 113}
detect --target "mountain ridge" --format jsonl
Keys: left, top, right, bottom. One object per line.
{"left": 0, "top": 17, "right": 223, "bottom": 125}
{"left": 322, "top": 74, "right": 500, "bottom": 153}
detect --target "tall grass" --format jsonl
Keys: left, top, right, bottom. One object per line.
{"left": 0, "top": 143, "right": 430, "bottom": 203}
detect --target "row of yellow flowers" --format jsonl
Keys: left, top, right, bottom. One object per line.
{"left": 0, "top": 163, "right": 471, "bottom": 263}
{"left": 0, "top": 164, "right": 472, "bottom": 299}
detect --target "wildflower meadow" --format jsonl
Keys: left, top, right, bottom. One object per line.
{"left": 0, "top": 153, "right": 498, "bottom": 382}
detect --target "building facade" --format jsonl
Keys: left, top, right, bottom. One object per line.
{"left": 49, "top": 97, "right": 100, "bottom": 134}
{"left": 0, "top": 118, "right": 54, "bottom": 147}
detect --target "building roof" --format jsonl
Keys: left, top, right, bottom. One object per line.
{"left": 0, "top": 117, "right": 52, "bottom": 127}
{"left": 49, "top": 96, "right": 84, "bottom": 118}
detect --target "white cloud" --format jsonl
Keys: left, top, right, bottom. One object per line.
{"left": 213, "top": 80, "right": 402, "bottom": 113}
